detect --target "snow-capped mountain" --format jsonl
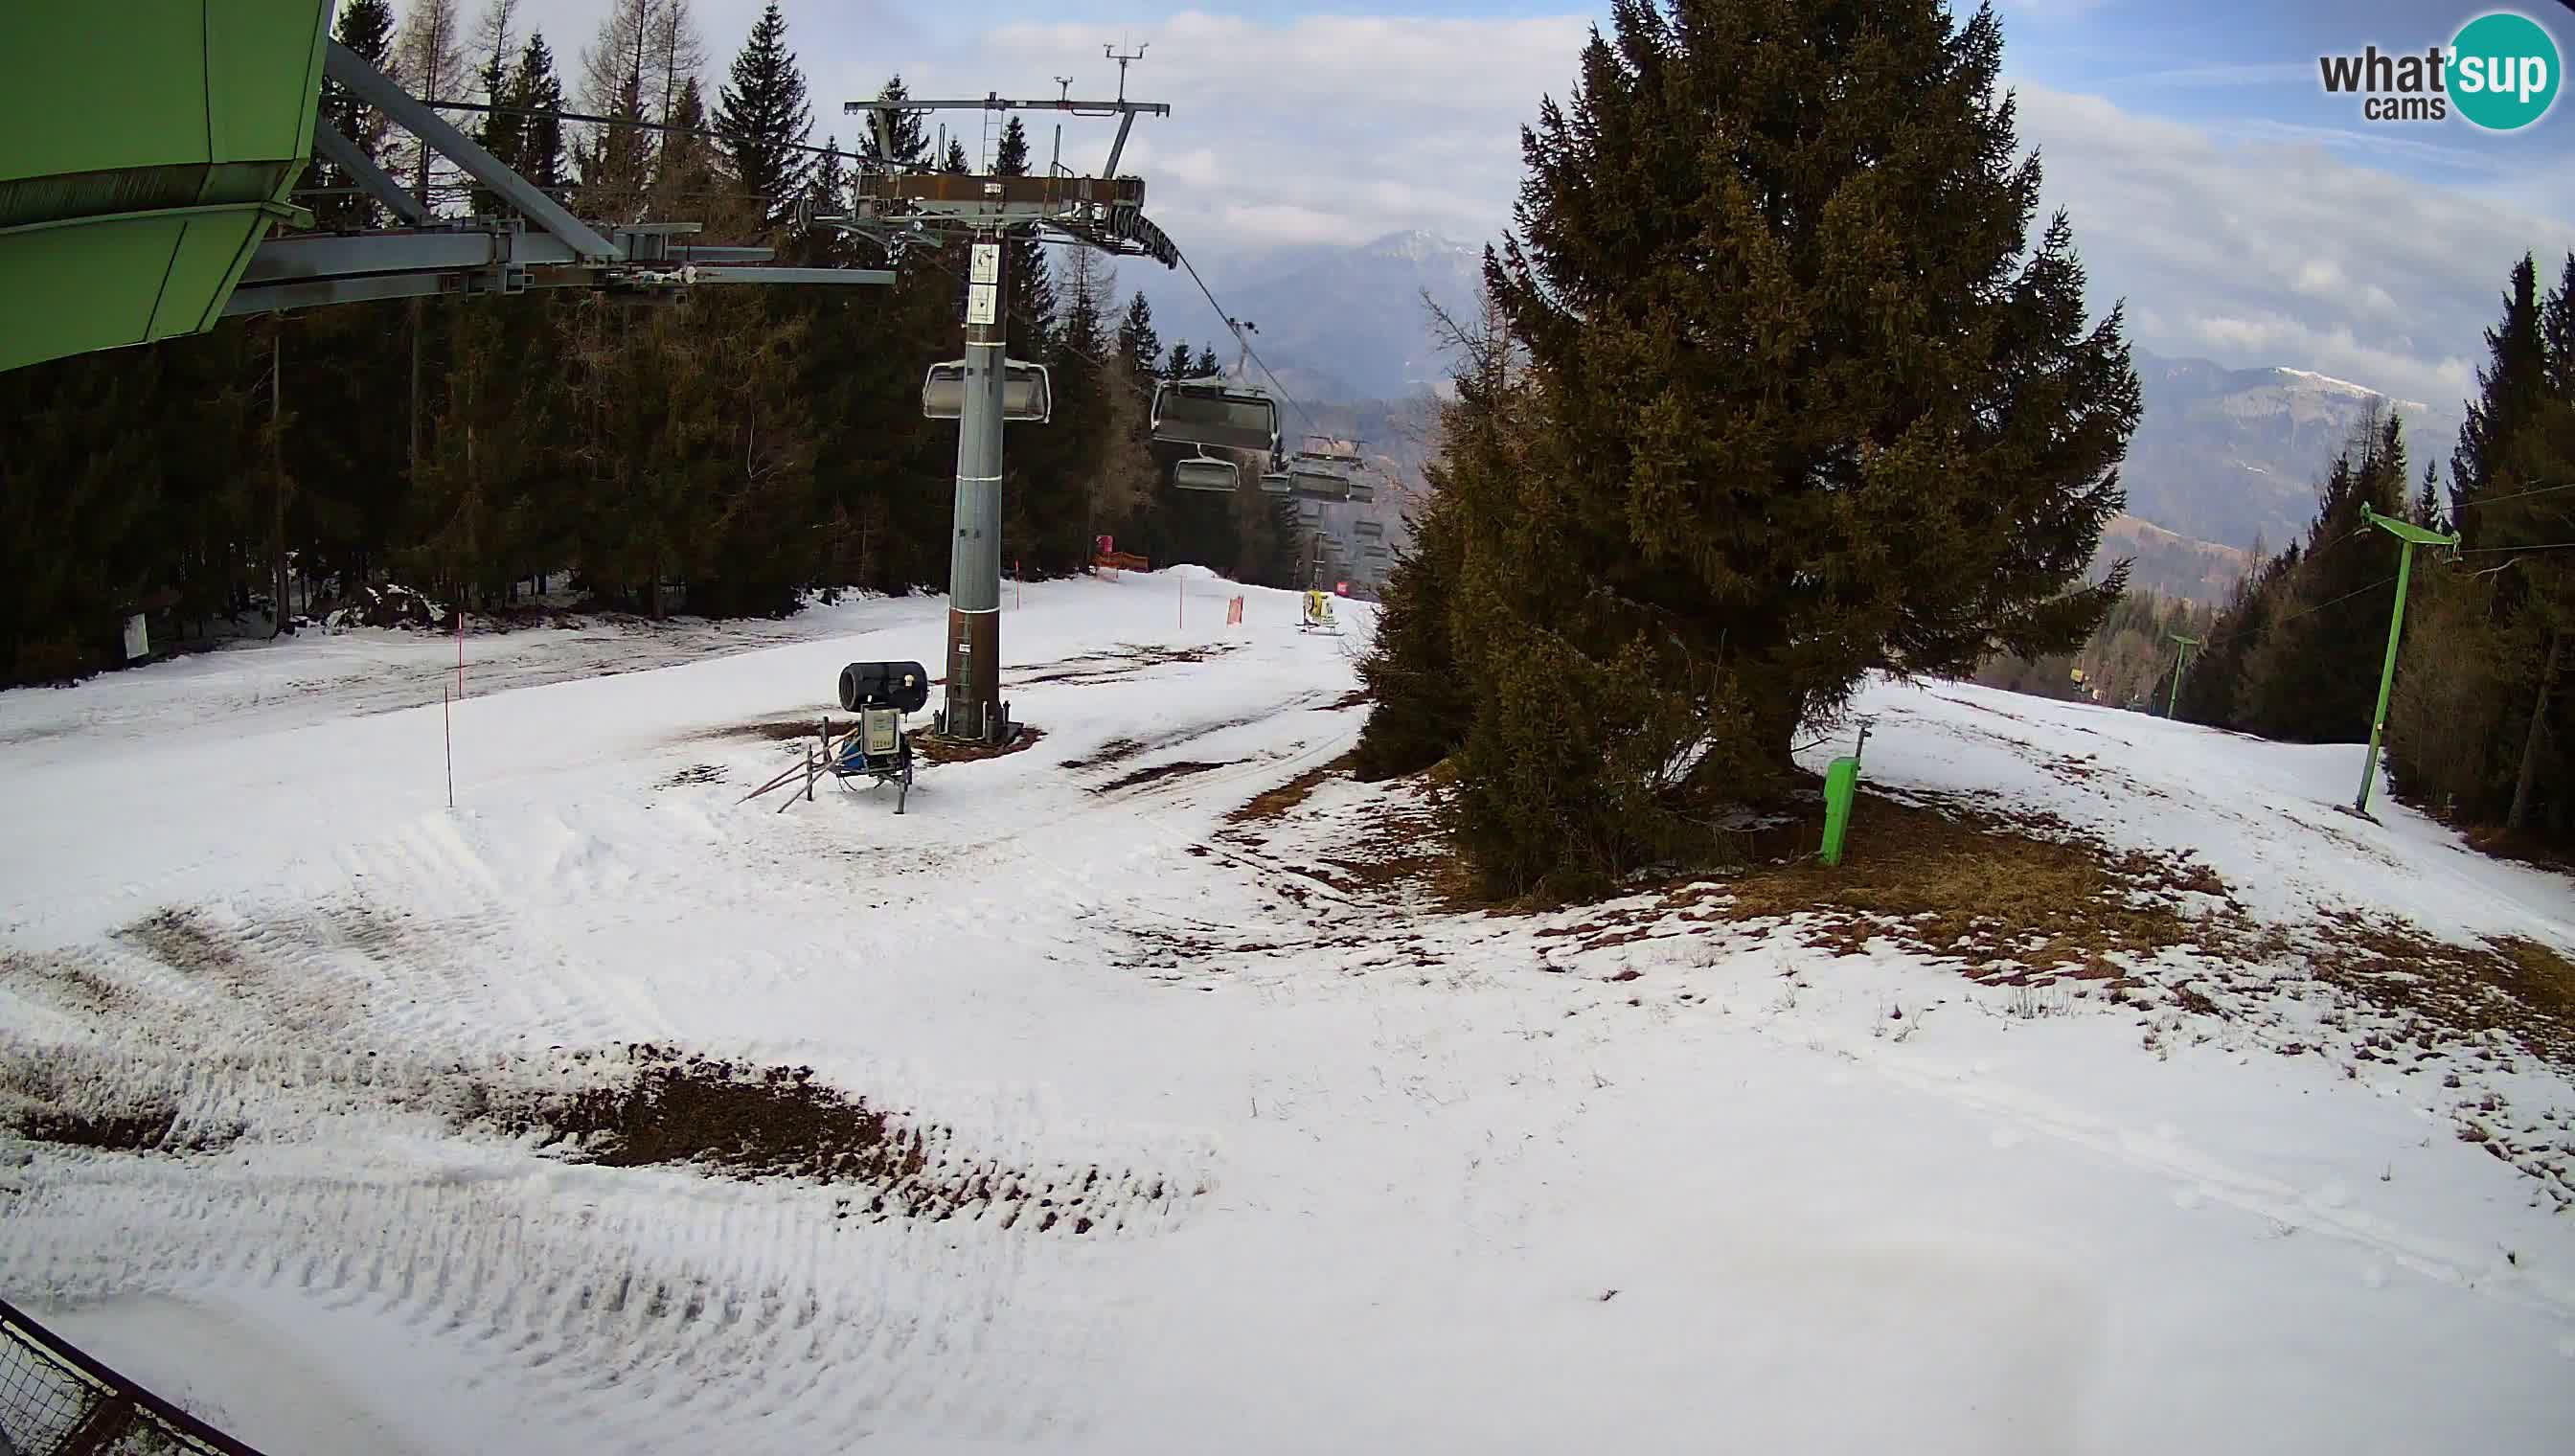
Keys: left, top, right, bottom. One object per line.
{"left": 2120, "top": 350, "right": 2467, "bottom": 553}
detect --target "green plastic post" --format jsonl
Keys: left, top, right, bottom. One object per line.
{"left": 2166, "top": 633, "right": 2198, "bottom": 718}
{"left": 1820, "top": 757, "right": 1860, "bottom": 867}
{"left": 2354, "top": 504, "right": 2458, "bottom": 817}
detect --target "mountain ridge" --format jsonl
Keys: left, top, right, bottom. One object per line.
{"left": 1111, "top": 232, "right": 2467, "bottom": 578}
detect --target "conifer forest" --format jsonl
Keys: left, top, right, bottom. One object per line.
{"left": 0, "top": 0, "right": 1302, "bottom": 685}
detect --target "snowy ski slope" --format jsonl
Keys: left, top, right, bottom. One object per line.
{"left": 1, "top": 566, "right": 2570, "bottom": 1455}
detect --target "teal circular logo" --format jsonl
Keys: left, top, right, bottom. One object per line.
{"left": 2450, "top": 11, "right": 2561, "bottom": 130}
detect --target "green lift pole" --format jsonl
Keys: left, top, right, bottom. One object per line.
{"left": 2165, "top": 633, "right": 2199, "bottom": 718}
{"left": 2353, "top": 504, "right": 2460, "bottom": 817}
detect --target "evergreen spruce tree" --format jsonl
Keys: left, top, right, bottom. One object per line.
{"left": 649, "top": 77, "right": 721, "bottom": 221}
{"left": 307, "top": 0, "right": 399, "bottom": 232}
{"left": 1432, "top": 0, "right": 2138, "bottom": 893}
{"left": 714, "top": 1, "right": 813, "bottom": 234}
{"left": 2451, "top": 255, "right": 2547, "bottom": 547}
{"left": 992, "top": 120, "right": 1057, "bottom": 354}
{"left": 468, "top": 38, "right": 525, "bottom": 216}
{"left": 2235, "top": 411, "right": 2410, "bottom": 742}
{"left": 2413, "top": 458, "right": 2443, "bottom": 530}
{"left": 944, "top": 139, "right": 971, "bottom": 174}
{"left": 1117, "top": 293, "right": 1160, "bottom": 381}
{"left": 513, "top": 33, "right": 569, "bottom": 196}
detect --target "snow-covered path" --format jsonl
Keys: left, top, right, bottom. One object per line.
{"left": 1, "top": 569, "right": 2569, "bottom": 1454}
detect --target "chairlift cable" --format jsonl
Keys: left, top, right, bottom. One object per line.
{"left": 2450, "top": 479, "right": 2575, "bottom": 511}
{"left": 1170, "top": 242, "right": 1317, "bottom": 439}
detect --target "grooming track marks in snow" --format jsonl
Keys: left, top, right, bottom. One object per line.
{"left": 1, "top": 569, "right": 2572, "bottom": 1454}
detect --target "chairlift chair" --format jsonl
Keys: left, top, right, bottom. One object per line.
{"left": 921, "top": 359, "right": 1052, "bottom": 422}
{"left": 1258, "top": 471, "right": 1293, "bottom": 495}
{"left": 1346, "top": 479, "right": 1377, "bottom": 504}
{"left": 1151, "top": 375, "right": 1280, "bottom": 455}
{"left": 1172, "top": 451, "right": 1240, "bottom": 491}
{"left": 1287, "top": 465, "right": 1351, "bottom": 501}
{"left": 1353, "top": 518, "right": 1385, "bottom": 538}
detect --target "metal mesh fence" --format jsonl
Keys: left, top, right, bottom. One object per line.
{"left": 0, "top": 1298, "right": 264, "bottom": 1456}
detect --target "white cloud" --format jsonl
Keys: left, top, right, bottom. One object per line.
{"left": 2010, "top": 80, "right": 2575, "bottom": 410}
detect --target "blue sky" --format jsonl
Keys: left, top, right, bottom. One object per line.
{"left": 501, "top": 0, "right": 2575, "bottom": 414}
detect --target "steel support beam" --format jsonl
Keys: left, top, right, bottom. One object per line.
{"left": 843, "top": 97, "right": 1170, "bottom": 117}
{"left": 240, "top": 228, "right": 575, "bottom": 284}
{"left": 683, "top": 265, "right": 895, "bottom": 286}
{"left": 312, "top": 121, "right": 434, "bottom": 228}
{"left": 325, "top": 39, "right": 621, "bottom": 262}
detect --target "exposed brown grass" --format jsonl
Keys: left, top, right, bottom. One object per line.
{"left": 2289, "top": 911, "right": 2575, "bottom": 1066}
{"left": 1552, "top": 791, "right": 2244, "bottom": 983}
{"left": 1061, "top": 736, "right": 1147, "bottom": 772}
{"left": 1096, "top": 760, "right": 1237, "bottom": 793}
{"left": 1225, "top": 752, "right": 1357, "bottom": 825}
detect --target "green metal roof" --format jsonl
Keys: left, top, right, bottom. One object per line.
{"left": 0, "top": 2, "right": 331, "bottom": 374}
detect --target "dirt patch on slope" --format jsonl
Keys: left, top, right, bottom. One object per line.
{"left": 2287, "top": 912, "right": 2575, "bottom": 1066}
{"left": 1225, "top": 753, "right": 1357, "bottom": 824}
{"left": 475, "top": 1047, "right": 923, "bottom": 1184}
{"left": 685, "top": 715, "right": 832, "bottom": 744}
{"left": 456, "top": 1043, "right": 1185, "bottom": 1230}
{"left": 1097, "top": 761, "right": 1238, "bottom": 794}
{"left": 1638, "top": 790, "right": 2242, "bottom": 982}
{"left": 913, "top": 723, "right": 1046, "bottom": 764}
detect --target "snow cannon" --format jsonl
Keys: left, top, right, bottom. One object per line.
{"left": 838, "top": 661, "right": 930, "bottom": 715}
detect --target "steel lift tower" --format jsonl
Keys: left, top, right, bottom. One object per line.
{"left": 836, "top": 60, "right": 1175, "bottom": 745}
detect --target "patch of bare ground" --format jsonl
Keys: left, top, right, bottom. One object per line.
{"left": 2458, "top": 821, "right": 2575, "bottom": 876}
{"left": 0, "top": 949, "right": 135, "bottom": 1018}
{"left": 1532, "top": 790, "right": 2241, "bottom": 983}
{"left": 459, "top": 1044, "right": 1187, "bottom": 1231}
{"left": 1014, "top": 642, "right": 1240, "bottom": 688}
{"left": 0, "top": 1058, "right": 242, "bottom": 1155}
{"left": 1062, "top": 736, "right": 1147, "bottom": 772}
{"left": 685, "top": 715, "right": 833, "bottom": 744}
{"left": 1096, "top": 760, "right": 1238, "bottom": 794}
{"left": 2284, "top": 912, "right": 2575, "bottom": 1068}
{"left": 661, "top": 762, "right": 726, "bottom": 787}
{"left": 912, "top": 723, "right": 1046, "bottom": 764}
{"left": 1225, "top": 752, "right": 1357, "bottom": 825}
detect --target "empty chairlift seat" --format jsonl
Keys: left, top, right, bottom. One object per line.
{"left": 1286, "top": 463, "right": 1351, "bottom": 501}
{"left": 1172, "top": 453, "right": 1240, "bottom": 491}
{"left": 1151, "top": 376, "right": 1280, "bottom": 455}
{"left": 1353, "top": 518, "right": 1385, "bottom": 538}
{"left": 922, "top": 359, "right": 1052, "bottom": 422}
